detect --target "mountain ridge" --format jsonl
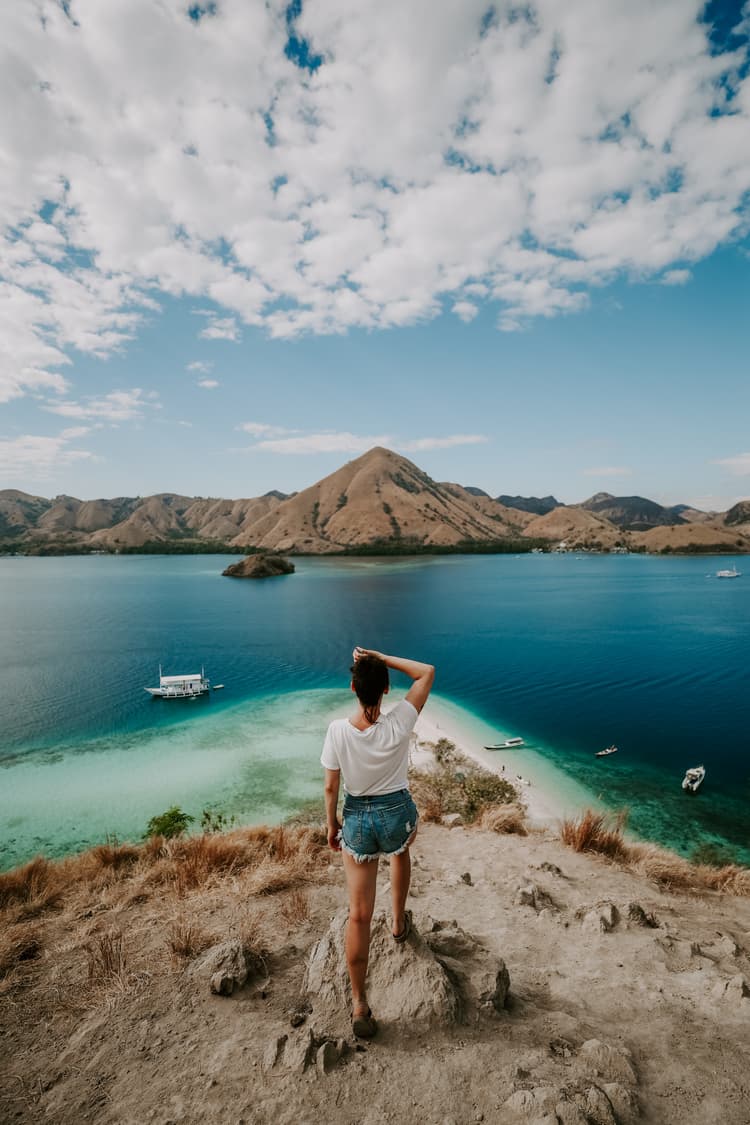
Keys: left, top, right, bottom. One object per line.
{"left": 1, "top": 448, "right": 748, "bottom": 554}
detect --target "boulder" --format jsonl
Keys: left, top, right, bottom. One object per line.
{"left": 222, "top": 554, "right": 295, "bottom": 579}
{"left": 576, "top": 1039, "right": 637, "bottom": 1085}
{"left": 187, "top": 940, "right": 249, "bottom": 996}
{"left": 710, "top": 973, "right": 750, "bottom": 1005}
{"left": 515, "top": 882, "right": 554, "bottom": 912}
{"left": 302, "top": 909, "right": 510, "bottom": 1033}
{"left": 578, "top": 901, "right": 619, "bottom": 933}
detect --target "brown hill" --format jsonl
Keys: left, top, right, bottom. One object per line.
{"left": 522, "top": 506, "right": 629, "bottom": 549}
{"left": 228, "top": 447, "right": 525, "bottom": 553}
{"left": 631, "top": 521, "right": 747, "bottom": 553}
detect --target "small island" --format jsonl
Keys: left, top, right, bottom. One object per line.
{"left": 222, "top": 553, "right": 295, "bottom": 579}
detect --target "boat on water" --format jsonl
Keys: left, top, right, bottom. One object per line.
{"left": 595, "top": 745, "right": 618, "bottom": 758}
{"left": 484, "top": 737, "right": 525, "bottom": 750}
{"left": 682, "top": 765, "right": 705, "bottom": 793}
{"left": 144, "top": 665, "right": 210, "bottom": 699}
{"left": 213, "top": 684, "right": 225, "bottom": 691}
{"left": 716, "top": 566, "right": 741, "bottom": 579}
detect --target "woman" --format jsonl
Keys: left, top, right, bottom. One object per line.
{"left": 321, "top": 645, "right": 435, "bottom": 1039}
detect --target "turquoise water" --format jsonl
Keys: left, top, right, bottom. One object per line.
{"left": 1, "top": 553, "right": 748, "bottom": 868}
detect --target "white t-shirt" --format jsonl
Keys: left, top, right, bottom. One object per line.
{"left": 320, "top": 699, "right": 419, "bottom": 796}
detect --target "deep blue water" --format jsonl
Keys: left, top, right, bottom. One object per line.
{"left": 1, "top": 553, "right": 748, "bottom": 867}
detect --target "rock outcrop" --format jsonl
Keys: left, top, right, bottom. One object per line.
{"left": 222, "top": 554, "right": 295, "bottom": 579}
{"left": 301, "top": 908, "right": 509, "bottom": 1034}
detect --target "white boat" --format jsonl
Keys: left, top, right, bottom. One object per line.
{"left": 484, "top": 737, "right": 525, "bottom": 750}
{"left": 595, "top": 744, "right": 618, "bottom": 758}
{"left": 716, "top": 566, "right": 741, "bottom": 579}
{"left": 144, "top": 665, "right": 210, "bottom": 699}
{"left": 682, "top": 765, "right": 705, "bottom": 793}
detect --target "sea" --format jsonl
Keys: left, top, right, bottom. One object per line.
{"left": 1, "top": 552, "right": 748, "bottom": 870}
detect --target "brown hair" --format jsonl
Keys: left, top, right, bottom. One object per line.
{"left": 351, "top": 653, "right": 389, "bottom": 724}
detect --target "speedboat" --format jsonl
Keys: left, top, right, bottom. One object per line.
{"left": 682, "top": 765, "right": 705, "bottom": 793}
{"left": 484, "top": 737, "right": 525, "bottom": 750}
{"left": 716, "top": 566, "right": 741, "bottom": 578}
{"left": 595, "top": 745, "right": 618, "bottom": 758}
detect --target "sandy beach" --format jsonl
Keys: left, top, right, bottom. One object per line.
{"left": 413, "top": 693, "right": 598, "bottom": 829}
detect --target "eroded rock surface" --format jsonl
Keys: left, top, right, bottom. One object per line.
{"left": 302, "top": 908, "right": 510, "bottom": 1033}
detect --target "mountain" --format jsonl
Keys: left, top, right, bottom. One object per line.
{"left": 579, "top": 492, "right": 687, "bottom": 531}
{"left": 2, "top": 456, "right": 748, "bottom": 554}
{"left": 724, "top": 500, "right": 750, "bottom": 530}
{"left": 497, "top": 494, "right": 560, "bottom": 516}
{"left": 220, "top": 447, "right": 527, "bottom": 553}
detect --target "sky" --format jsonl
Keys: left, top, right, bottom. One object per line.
{"left": 1, "top": 0, "right": 749, "bottom": 510}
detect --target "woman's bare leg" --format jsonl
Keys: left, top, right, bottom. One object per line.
{"left": 390, "top": 827, "right": 417, "bottom": 937}
{"left": 342, "top": 852, "right": 379, "bottom": 1014}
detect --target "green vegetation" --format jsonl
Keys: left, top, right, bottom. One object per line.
{"left": 390, "top": 471, "right": 421, "bottom": 494}
{"left": 409, "top": 740, "right": 516, "bottom": 824}
{"left": 690, "top": 842, "right": 740, "bottom": 868}
{"left": 200, "top": 808, "right": 237, "bottom": 834}
{"left": 336, "top": 492, "right": 348, "bottom": 510}
{"left": 144, "top": 806, "right": 195, "bottom": 839}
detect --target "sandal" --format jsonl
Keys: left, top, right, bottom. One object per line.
{"left": 393, "top": 909, "right": 412, "bottom": 944}
{"left": 352, "top": 1006, "right": 378, "bottom": 1039}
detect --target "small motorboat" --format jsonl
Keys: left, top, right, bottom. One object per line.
{"left": 682, "top": 765, "right": 705, "bottom": 793}
{"left": 595, "top": 745, "right": 618, "bottom": 758}
{"left": 213, "top": 684, "right": 225, "bottom": 690}
{"left": 716, "top": 567, "right": 740, "bottom": 578}
{"left": 484, "top": 737, "right": 525, "bottom": 750}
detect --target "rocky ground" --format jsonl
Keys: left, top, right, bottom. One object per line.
{"left": 2, "top": 818, "right": 750, "bottom": 1125}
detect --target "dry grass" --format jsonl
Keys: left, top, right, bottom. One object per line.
{"left": 84, "top": 929, "right": 126, "bottom": 986}
{"left": 280, "top": 888, "right": 310, "bottom": 926}
{"left": 0, "top": 923, "right": 44, "bottom": 991}
{"left": 560, "top": 809, "right": 629, "bottom": 860}
{"left": 560, "top": 809, "right": 750, "bottom": 896}
{"left": 480, "top": 804, "right": 528, "bottom": 836}
{"left": 0, "top": 856, "right": 63, "bottom": 920}
{"left": 166, "top": 918, "right": 218, "bottom": 964}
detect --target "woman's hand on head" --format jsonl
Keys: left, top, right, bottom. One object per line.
{"left": 352, "top": 646, "right": 382, "bottom": 663}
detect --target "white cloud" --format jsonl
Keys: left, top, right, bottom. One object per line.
{"left": 255, "top": 431, "right": 392, "bottom": 455}
{"left": 246, "top": 427, "right": 488, "bottom": 454}
{"left": 582, "top": 466, "right": 633, "bottom": 477}
{"left": 0, "top": 428, "right": 93, "bottom": 477}
{"left": 198, "top": 316, "right": 240, "bottom": 342}
{"left": 197, "top": 378, "right": 220, "bottom": 389}
{"left": 1, "top": 0, "right": 749, "bottom": 393}
{"left": 238, "top": 422, "right": 296, "bottom": 437}
{"left": 452, "top": 301, "right": 479, "bottom": 323}
{"left": 660, "top": 268, "right": 692, "bottom": 285}
{"left": 43, "top": 387, "right": 157, "bottom": 422}
{"left": 400, "top": 434, "right": 488, "bottom": 452}
{"left": 186, "top": 360, "right": 213, "bottom": 374}
{"left": 712, "top": 452, "right": 750, "bottom": 475}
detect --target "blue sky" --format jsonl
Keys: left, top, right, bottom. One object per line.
{"left": 1, "top": 1, "right": 749, "bottom": 509}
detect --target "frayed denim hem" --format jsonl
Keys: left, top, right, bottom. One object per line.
{"left": 339, "top": 836, "right": 381, "bottom": 863}
{"left": 338, "top": 816, "right": 418, "bottom": 863}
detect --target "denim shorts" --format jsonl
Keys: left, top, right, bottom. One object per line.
{"left": 340, "top": 789, "right": 419, "bottom": 863}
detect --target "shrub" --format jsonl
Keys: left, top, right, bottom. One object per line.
{"left": 480, "top": 804, "right": 528, "bottom": 836}
{"left": 409, "top": 750, "right": 515, "bottom": 825}
{"left": 560, "top": 809, "right": 629, "bottom": 860}
{"left": 200, "top": 808, "right": 237, "bottom": 834}
{"left": 144, "top": 806, "right": 194, "bottom": 840}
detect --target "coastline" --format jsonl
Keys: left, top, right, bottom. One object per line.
{"left": 413, "top": 692, "right": 598, "bottom": 828}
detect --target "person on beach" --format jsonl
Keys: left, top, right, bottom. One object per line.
{"left": 321, "top": 646, "right": 435, "bottom": 1039}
